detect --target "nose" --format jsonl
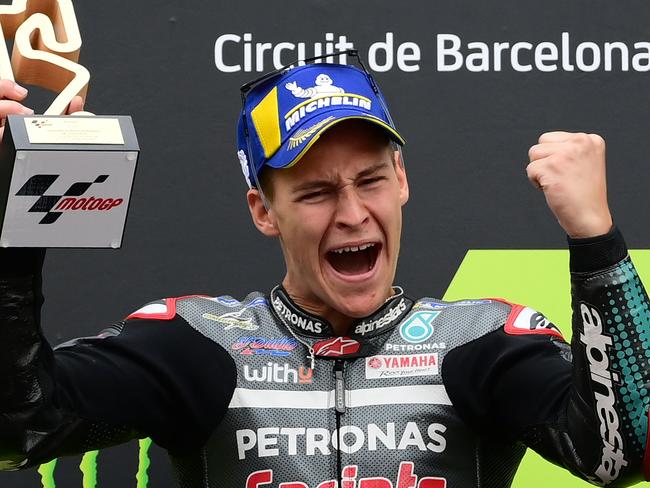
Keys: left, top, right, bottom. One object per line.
{"left": 334, "top": 186, "right": 369, "bottom": 229}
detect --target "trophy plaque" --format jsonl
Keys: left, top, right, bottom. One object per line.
{"left": 0, "top": 0, "right": 139, "bottom": 248}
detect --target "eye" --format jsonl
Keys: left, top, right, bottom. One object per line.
{"left": 298, "top": 190, "right": 330, "bottom": 202}
{"left": 360, "top": 176, "right": 385, "bottom": 187}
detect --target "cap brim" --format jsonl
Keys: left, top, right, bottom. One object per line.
{"left": 265, "top": 109, "right": 406, "bottom": 170}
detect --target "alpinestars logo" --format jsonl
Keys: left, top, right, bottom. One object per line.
{"left": 16, "top": 174, "right": 123, "bottom": 224}
{"left": 355, "top": 298, "right": 408, "bottom": 336}
{"left": 313, "top": 336, "right": 361, "bottom": 357}
{"left": 579, "top": 303, "right": 628, "bottom": 484}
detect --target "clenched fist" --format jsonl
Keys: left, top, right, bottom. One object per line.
{"left": 527, "top": 131, "right": 613, "bottom": 239}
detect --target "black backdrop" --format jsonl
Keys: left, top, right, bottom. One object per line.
{"left": 3, "top": 0, "right": 650, "bottom": 486}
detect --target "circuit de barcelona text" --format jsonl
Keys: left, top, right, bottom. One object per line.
{"left": 214, "top": 32, "right": 650, "bottom": 73}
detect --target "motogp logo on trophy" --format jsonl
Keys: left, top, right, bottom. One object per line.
{"left": 16, "top": 174, "right": 123, "bottom": 224}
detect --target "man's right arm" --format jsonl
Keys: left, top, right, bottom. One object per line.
{"left": 0, "top": 248, "right": 237, "bottom": 469}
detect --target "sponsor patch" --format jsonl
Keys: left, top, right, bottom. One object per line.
{"left": 232, "top": 336, "right": 298, "bottom": 356}
{"left": 287, "top": 116, "right": 335, "bottom": 150}
{"left": 504, "top": 305, "right": 564, "bottom": 339}
{"left": 354, "top": 298, "right": 408, "bottom": 336}
{"left": 204, "top": 297, "right": 267, "bottom": 330}
{"left": 283, "top": 74, "right": 373, "bottom": 132}
{"left": 237, "top": 150, "right": 253, "bottom": 189}
{"left": 212, "top": 296, "right": 242, "bottom": 307}
{"left": 400, "top": 311, "right": 439, "bottom": 344}
{"left": 313, "top": 337, "right": 361, "bottom": 357}
{"left": 579, "top": 302, "right": 627, "bottom": 484}
{"left": 242, "top": 362, "right": 313, "bottom": 384}
{"left": 211, "top": 295, "right": 267, "bottom": 307}
{"left": 453, "top": 299, "right": 492, "bottom": 306}
{"left": 413, "top": 300, "right": 449, "bottom": 311}
{"left": 236, "top": 424, "right": 446, "bottom": 461}
{"left": 272, "top": 294, "right": 324, "bottom": 334}
{"left": 203, "top": 310, "right": 259, "bottom": 331}
{"left": 385, "top": 342, "right": 446, "bottom": 352}
{"left": 286, "top": 74, "right": 345, "bottom": 99}
{"left": 365, "top": 353, "right": 439, "bottom": 379}
{"left": 244, "top": 463, "right": 447, "bottom": 488}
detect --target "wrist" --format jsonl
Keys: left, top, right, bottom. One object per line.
{"left": 563, "top": 213, "right": 613, "bottom": 239}
{"left": 567, "top": 226, "right": 627, "bottom": 273}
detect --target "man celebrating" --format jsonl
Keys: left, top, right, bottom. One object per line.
{"left": 0, "top": 59, "right": 648, "bottom": 488}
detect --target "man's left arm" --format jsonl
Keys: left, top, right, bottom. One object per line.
{"left": 443, "top": 133, "right": 650, "bottom": 486}
{"left": 530, "top": 131, "right": 650, "bottom": 484}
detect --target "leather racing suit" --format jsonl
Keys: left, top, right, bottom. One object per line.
{"left": 0, "top": 227, "right": 649, "bottom": 488}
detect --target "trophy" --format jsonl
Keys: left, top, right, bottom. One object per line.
{"left": 0, "top": 0, "right": 139, "bottom": 248}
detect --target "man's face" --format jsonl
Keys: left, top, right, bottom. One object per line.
{"left": 251, "top": 120, "right": 409, "bottom": 322}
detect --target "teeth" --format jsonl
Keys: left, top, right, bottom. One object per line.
{"left": 331, "top": 243, "right": 375, "bottom": 254}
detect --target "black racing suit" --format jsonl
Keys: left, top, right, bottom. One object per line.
{"left": 0, "top": 227, "right": 649, "bottom": 487}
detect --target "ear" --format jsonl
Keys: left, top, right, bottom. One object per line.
{"left": 247, "top": 189, "right": 279, "bottom": 237}
{"left": 394, "top": 150, "right": 409, "bottom": 206}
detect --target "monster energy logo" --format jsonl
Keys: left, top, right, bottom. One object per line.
{"left": 36, "top": 438, "right": 152, "bottom": 488}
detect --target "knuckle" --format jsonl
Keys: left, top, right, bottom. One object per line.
{"left": 589, "top": 133, "right": 606, "bottom": 150}
{"left": 0, "top": 99, "right": 18, "bottom": 111}
{"left": 544, "top": 153, "right": 559, "bottom": 167}
{"left": 0, "top": 79, "right": 14, "bottom": 96}
{"left": 573, "top": 132, "right": 589, "bottom": 144}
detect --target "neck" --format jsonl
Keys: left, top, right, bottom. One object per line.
{"left": 280, "top": 277, "right": 394, "bottom": 336}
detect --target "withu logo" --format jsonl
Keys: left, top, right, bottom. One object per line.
{"left": 243, "top": 363, "right": 313, "bottom": 384}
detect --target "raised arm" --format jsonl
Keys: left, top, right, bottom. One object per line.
{"left": 0, "top": 83, "right": 236, "bottom": 467}
{"left": 442, "top": 133, "right": 650, "bottom": 486}
{"left": 527, "top": 132, "right": 650, "bottom": 482}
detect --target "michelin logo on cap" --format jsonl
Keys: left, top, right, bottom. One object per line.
{"left": 285, "top": 74, "right": 345, "bottom": 98}
{"left": 283, "top": 74, "right": 373, "bottom": 132}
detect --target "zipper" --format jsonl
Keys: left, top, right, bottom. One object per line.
{"left": 334, "top": 359, "right": 346, "bottom": 414}
{"left": 333, "top": 359, "right": 345, "bottom": 486}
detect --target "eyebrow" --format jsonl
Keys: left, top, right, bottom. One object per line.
{"left": 291, "top": 161, "right": 391, "bottom": 194}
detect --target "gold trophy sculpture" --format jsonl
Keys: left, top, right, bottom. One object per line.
{"left": 0, "top": 0, "right": 139, "bottom": 248}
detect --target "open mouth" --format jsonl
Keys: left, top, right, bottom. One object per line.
{"left": 326, "top": 242, "right": 381, "bottom": 276}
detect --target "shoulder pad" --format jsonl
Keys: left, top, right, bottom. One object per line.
{"left": 491, "top": 298, "right": 564, "bottom": 339}
{"left": 126, "top": 295, "right": 208, "bottom": 321}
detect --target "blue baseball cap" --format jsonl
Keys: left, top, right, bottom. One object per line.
{"left": 237, "top": 62, "right": 405, "bottom": 189}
